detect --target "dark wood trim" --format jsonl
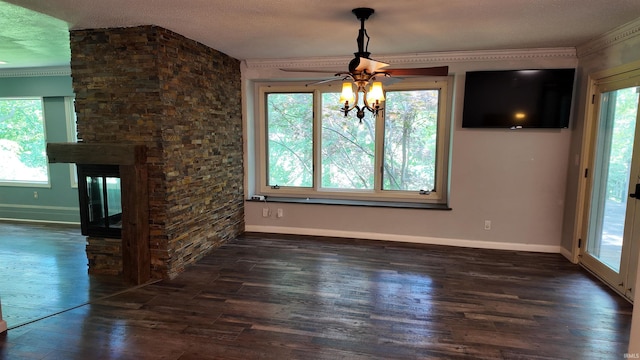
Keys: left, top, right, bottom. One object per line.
{"left": 120, "top": 164, "right": 150, "bottom": 285}
{"left": 47, "top": 143, "right": 146, "bottom": 165}
{"left": 46, "top": 142, "right": 150, "bottom": 285}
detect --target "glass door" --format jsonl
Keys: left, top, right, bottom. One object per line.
{"left": 582, "top": 80, "right": 640, "bottom": 301}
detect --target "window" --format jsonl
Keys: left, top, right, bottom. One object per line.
{"left": 321, "top": 92, "right": 376, "bottom": 190}
{"left": 0, "top": 97, "right": 49, "bottom": 185}
{"left": 266, "top": 92, "right": 314, "bottom": 187}
{"left": 258, "top": 79, "right": 451, "bottom": 205}
{"left": 383, "top": 89, "right": 440, "bottom": 191}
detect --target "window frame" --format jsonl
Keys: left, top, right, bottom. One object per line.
{"left": 64, "top": 96, "right": 78, "bottom": 188}
{"left": 0, "top": 96, "right": 50, "bottom": 187}
{"left": 256, "top": 77, "right": 452, "bottom": 205}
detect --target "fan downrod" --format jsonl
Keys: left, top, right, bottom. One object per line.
{"left": 352, "top": 7, "right": 374, "bottom": 21}
{"left": 351, "top": 8, "right": 375, "bottom": 63}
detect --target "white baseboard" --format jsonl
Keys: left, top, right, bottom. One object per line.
{"left": 0, "top": 217, "right": 80, "bottom": 225}
{"left": 244, "top": 225, "right": 562, "bottom": 253}
{"left": 0, "top": 204, "right": 80, "bottom": 224}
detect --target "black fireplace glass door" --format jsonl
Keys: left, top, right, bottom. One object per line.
{"left": 78, "top": 165, "right": 122, "bottom": 238}
{"left": 105, "top": 177, "right": 122, "bottom": 228}
{"left": 87, "top": 176, "right": 106, "bottom": 226}
{"left": 87, "top": 176, "right": 122, "bottom": 228}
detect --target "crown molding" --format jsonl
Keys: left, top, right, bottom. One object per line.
{"left": 0, "top": 66, "right": 71, "bottom": 78}
{"left": 576, "top": 17, "right": 640, "bottom": 58}
{"left": 244, "top": 47, "right": 577, "bottom": 70}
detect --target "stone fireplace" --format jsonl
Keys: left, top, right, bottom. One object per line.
{"left": 61, "top": 25, "right": 244, "bottom": 281}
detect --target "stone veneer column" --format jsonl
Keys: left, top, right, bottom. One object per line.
{"left": 70, "top": 25, "right": 244, "bottom": 279}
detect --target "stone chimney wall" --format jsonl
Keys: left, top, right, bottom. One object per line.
{"left": 70, "top": 25, "right": 244, "bottom": 279}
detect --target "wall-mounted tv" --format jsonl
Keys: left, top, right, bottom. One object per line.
{"left": 462, "top": 68, "right": 575, "bottom": 129}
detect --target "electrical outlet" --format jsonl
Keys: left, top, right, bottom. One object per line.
{"left": 262, "top": 208, "right": 270, "bottom": 217}
{"left": 484, "top": 220, "right": 491, "bottom": 230}
{"left": 277, "top": 208, "right": 284, "bottom": 218}
{"left": 33, "top": 191, "right": 38, "bottom": 199}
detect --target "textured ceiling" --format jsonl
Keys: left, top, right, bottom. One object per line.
{"left": 0, "top": 1, "right": 70, "bottom": 68}
{"left": 2, "top": 0, "right": 640, "bottom": 69}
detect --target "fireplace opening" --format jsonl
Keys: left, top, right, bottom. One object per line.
{"left": 77, "top": 164, "right": 122, "bottom": 238}
{"left": 48, "top": 143, "right": 150, "bottom": 284}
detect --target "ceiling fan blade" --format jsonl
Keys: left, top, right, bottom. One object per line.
{"left": 305, "top": 77, "right": 343, "bottom": 86}
{"left": 384, "top": 66, "right": 449, "bottom": 77}
{"left": 377, "top": 76, "right": 402, "bottom": 86}
{"left": 279, "top": 68, "right": 342, "bottom": 74}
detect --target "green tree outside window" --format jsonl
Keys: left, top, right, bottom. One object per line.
{"left": 0, "top": 98, "right": 48, "bottom": 183}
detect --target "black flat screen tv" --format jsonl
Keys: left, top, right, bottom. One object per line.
{"left": 462, "top": 68, "right": 575, "bottom": 129}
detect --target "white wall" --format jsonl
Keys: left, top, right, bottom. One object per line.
{"left": 242, "top": 49, "right": 577, "bottom": 252}
{"left": 631, "top": 268, "right": 640, "bottom": 354}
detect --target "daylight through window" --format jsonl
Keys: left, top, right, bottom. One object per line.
{"left": 259, "top": 80, "right": 451, "bottom": 204}
{"left": 0, "top": 98, "right": 49, "bottom": 185}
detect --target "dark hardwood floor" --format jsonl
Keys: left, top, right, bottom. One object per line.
{"left": 0, "top": 225, "right": 633, "bottom": 359}
{"left": 0, "top": 221, "right": 134, "bottom": 329}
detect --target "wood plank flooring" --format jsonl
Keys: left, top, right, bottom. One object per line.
{"left": 0, "top": 221, "right": 134, "bottom": 329}
{"left": 0, "top": 229, "right": 634, "bottom": 359}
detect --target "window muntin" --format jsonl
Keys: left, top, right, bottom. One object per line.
{"left": 258, "top": 79, "right": 450, "bottom": 204}
{"left": 0, "top": 97, "right": 49, "bottom": 185}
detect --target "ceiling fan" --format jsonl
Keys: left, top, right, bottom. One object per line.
{"left": 280, "top": 8, "right": 449, "bottom": 120}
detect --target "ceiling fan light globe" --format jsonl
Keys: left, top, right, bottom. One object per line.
{"left": 340, "top": 82, "right": 355, "bottom": 104}
{"left": 367, "top": 81, "right": 385, "bottom": 103}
